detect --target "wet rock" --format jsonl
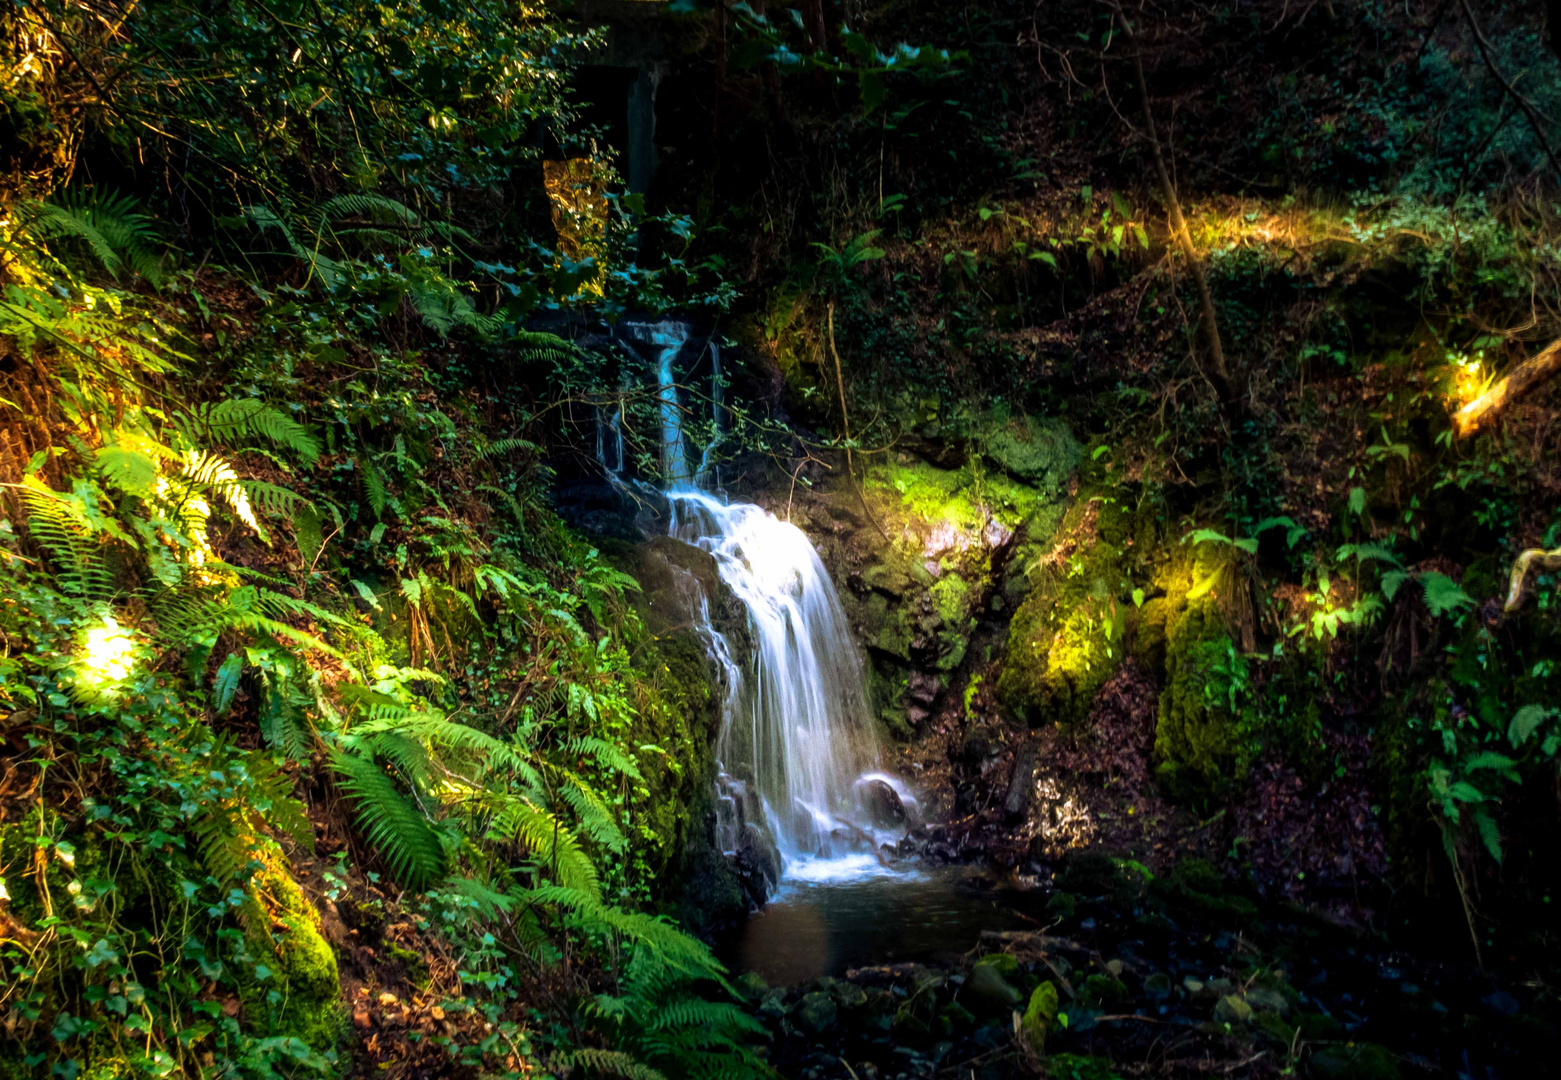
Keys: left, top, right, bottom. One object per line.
{"left": 734, "top": 822, "right": 782, "bottom": 903}
{"left": 860, "top": 778, "right": 908, "bottom": 829}
{"left": 963, "top": 962, "right": 1022, "bottom": 1016}
{"left": 1306, "top": 1043, "right": 1402, "bottom": 1080}
{"left": 1213, "top": 994, "right": 1253, "bottom": 1024}
{"left": 792, "top": 991, "right": 837, "bottom": 1035}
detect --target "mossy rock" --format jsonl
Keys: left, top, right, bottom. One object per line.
{"left": 1307, "top": 1043, "right": 1402, "bottom": 1080}
{"left": 981, "top": 412, "right": 1081, "bottom": 490}
{"left": 973, "top": 952, "right": 1020, "bottom": 979}
{"left": 1020, "top": 980, "right": 1059, "bottom": 1051}
{"left": 240, "top": 865, "right": 344, "bottom": 1049}
{"left": 996, "top": 491, "right": 1147, "bottom": 725}
{"left": 1078, "top": 973, "right": 1130, "bottom": 1009}
{"left": 1153, "top": 858, "right": 1258, "bottom": 920}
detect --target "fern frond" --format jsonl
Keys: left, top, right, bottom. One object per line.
{"left": 27, "top": 190, "right": 164, "bottom": 284}
{"left": 558, "top": 1049, "right": 666, "bottom": 1080}
{"left": 557, "top": 771, "right": 626, "bottom": 853}
{"left": 329, "top": 749, "right": 447, "bottom": 890}
{"left": 487, "top": 797, "right": 599, "bottom": 899}
{"left": 562, "top": 735, "right": 644, "bottom": 781}
{"left": 198, "top": 399, "right": 322, "bottom": 466}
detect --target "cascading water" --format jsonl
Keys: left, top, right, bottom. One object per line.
{"left": 669, "top": 490, "right": 917, "bottom": 881}
{"left": 595, "top": 317, "right": 917, "bottom": 887}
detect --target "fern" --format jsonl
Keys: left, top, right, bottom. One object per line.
{"left": 558, "top": 1049, "right": 667, "bottom": 1080}
{"left": 329, "top": 749, "right": 447, "bottom": 889}
{"left": 23, "top": 190, "right": 165, "bottom": 285}
{"left": 557, "top": 771, "right": 626, "bottom": 853}
{"left": 487, "top": 797, "right": 600, "bottom": 898}
{"left": 17, "top": 479, "right": 116, "bottom": 600}
{"left": 195, "top": 398, "right": 322, "bottom": 467}
{"left": 563, "top": 735, "right": 644, "bottom": 782}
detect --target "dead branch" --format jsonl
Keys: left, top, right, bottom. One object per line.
{"left": 1453, "top": 337, "right": 1561, "bottom": 436}
{"left": 1504, "top": 545, "right": 1561, "bottom": 612}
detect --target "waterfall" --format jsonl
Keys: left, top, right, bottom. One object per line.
{"left": 590, "top": 316, "right": 916, "bottom": 885}
{"left": 644, "top": 322, "right": 693, "bottom": 485}
{"left": 670, "top": 490, "right": 915, "bottom": 881}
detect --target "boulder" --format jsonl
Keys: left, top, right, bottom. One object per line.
{"left": 963, "top": 962, "right": 1022, "bottom": 1016}
{"left": 859, "top": 778, "right": 908, "bottom": 829}
{"left": 791, "top": 991, "right": 837, "bottom": 1035}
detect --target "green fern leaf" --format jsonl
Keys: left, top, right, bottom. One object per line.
{"left": 329, "top": 749, "right": 446, "bottom": 890}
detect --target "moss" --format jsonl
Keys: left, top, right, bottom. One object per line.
{"left": 996, "top": 492, "right": 1143, "bottom": 725}
{"left": 1153, "top": 858, "right": 1258, "bottom": 920}
{"left": 980, "top": 409, "right": 1081, "bottom": 491}
{"left": 1020, "top": 980, "right": 1059, "bottom": 1050}
{"left": 242, "top": 864, "right": 344, "bottom": 1049}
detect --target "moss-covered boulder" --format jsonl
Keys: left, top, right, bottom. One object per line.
{"left": 996, "top": 489, "right": 1148, "bottom": 725}
{"left": 242, "top": 863, "right": 344, "bottom": 1048}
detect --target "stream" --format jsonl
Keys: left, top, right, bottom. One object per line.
{"left": 617, "top": 321, "right": 1541, "bottom": 1078}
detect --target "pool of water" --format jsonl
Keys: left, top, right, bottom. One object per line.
{"left": 725, "top": 864, "right": 1039, "bottom": 986}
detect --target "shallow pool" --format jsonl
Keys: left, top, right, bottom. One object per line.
{"left": 726, "top": 864, "right": 1039, "bottom": 985}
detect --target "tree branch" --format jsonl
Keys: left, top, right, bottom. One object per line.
{"left": 1452, "top": 337, "right": 1561, "bottom": 436}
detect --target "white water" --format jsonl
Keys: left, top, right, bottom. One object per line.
{"left": 668, "top": 490, "right": 910, "bottom": 881}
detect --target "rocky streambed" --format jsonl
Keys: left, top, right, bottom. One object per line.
{"left": 727, "top": 853, "right": 1548, "bottom": 1080}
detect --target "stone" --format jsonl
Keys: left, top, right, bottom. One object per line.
{"left": 792, "top": 991, "right": 837, "bottom": 1035}
{"left": 1003, "top": 739, "right": 1039, "bottom": 823}
{"left": 1244, "top": 986, "right": 1291, "bottom": 1016}
{"left": 734, "top": 971, "right": 768, "bottom": 1002}
{"left": 830, "top": 980, "right": 868, "bottom": 1009}
{"left": 959, "top": 727, "right": 994, "bottom": 765}
{"left": 860, "top": 778, "right": 908, "bottom": 829}
{"left": 1307, "top": 1043, "right": 1402, "bottom": 1080}
{"left": 758, "top": 990, "right": 788, "bottom": 1019}
{"left": 1020, "top": 981, "right": 1059, "bottom": 1051}
{"left": 1213, "top": 994, "right": 1253, "bottom": 1024}
{"left": 962, "top": 962, "right": 1022, "bottom": 1016}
